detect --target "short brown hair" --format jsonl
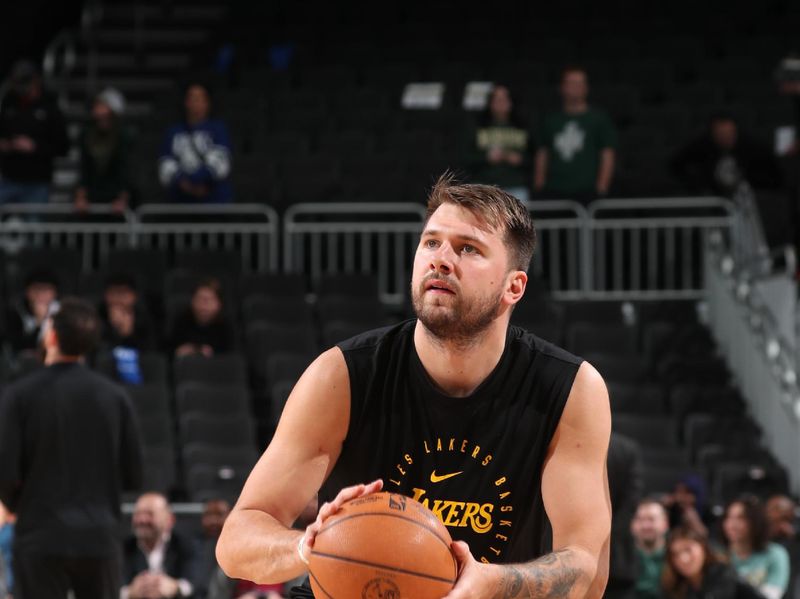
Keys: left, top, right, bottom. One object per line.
{"left": 424, "top": 172, "right": 536, "bottom": 272}
{"left": 52, "top": 296, "right": 101, "bottom": 356}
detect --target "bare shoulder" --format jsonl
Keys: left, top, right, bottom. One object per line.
{"left": 276, "top": 346, "right": 351, "bottom": 440}
{"left": 556, "top": 361, "right": 611, "bottom": 443}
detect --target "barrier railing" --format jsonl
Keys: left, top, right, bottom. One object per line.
{"left": 583, "top": 197, "right": 735, "bottom": 300}
{"left": 283, "top": 203, "right": 427, "bottom": 305}
{"left": 136, "top": 204, "right": 280, "bottom": 273}
{"left": 524, "top": 200, "right": 587, "bottom": 297}
{"left": 0, "top": 199, "right": 737, "bottom": 298}
{"left": 0, "top": 203, "right": 135, "bottom": 269}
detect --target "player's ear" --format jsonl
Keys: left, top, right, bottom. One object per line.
{"left": 505, "top": 270, "right": 527, "bottom": 305}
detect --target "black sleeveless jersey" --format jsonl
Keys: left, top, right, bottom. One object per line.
{"left": 324, "top": 319, "right": 582, "bottom": 565}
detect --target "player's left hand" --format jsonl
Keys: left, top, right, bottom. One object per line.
{"left": 442, "top": 541, "right": 502, "bottom": 599}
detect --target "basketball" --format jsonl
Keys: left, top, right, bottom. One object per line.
{"left": 308, "top": 492, "right": 457, "bottom": 599}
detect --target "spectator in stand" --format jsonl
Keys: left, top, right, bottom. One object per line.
{"left": 765, "top": 494, "right": 800, "bottom": 599}
{"left": 74, "top": 87, "right": 134, "bottom": 214}
{"left": 670, "top": 113, "right": 782, "bottom": 196}
{"left": 534, "top": 66, "right": 617, "bottom": 204}
{"left": 202, "top": 499, "right": 284, "bottom": 599}
{"left": 99, "top": 273, "right": 156, "bottom": 352}
{"left": 0, "top": 297, "right": 143, "bottom": 599}
{"left": 0, "top": 59, "right": 69, "bottom": 205}
{"left": 467, "top": 84, "right": 533, "bottom": 201}
{"left": 158, "top": 83, "right": 232, "bottom": 203}
{"left": 170, "top": 277, "right": 235, "bottom": 358}
{"left": 0, "top": 501, "right": 14, "bottom": 598}
{"left": 122, "top": 492, "right": 203, "bottom": 599}
{"left": 5, "top": 269, "right": 59, "bottom": 355}
{"left": 663, "top": 474, "right": 710, "bottom": 538}
{"left": 662, "top": 526, "right": 765, "bottom": 599}
{"left": 631, "top": 498, "right": 670, "bottom": 599}
{"left": 723, "top": 495, "right": 791, "bottom": 599}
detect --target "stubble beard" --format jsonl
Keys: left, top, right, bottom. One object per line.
{"left": 411, "top": 279, "right": 503, "bottom": 347}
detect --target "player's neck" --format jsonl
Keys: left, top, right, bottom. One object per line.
{"left": 413, "top": 320, "right": 507, "bottom": 398}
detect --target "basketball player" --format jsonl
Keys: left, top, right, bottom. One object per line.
{"left": 217, "top": 174, "right": 611, "bottom": 598}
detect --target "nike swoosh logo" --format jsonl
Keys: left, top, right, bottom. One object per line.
{"left": 430, "top": 470, "right": 464, "bottom": 483}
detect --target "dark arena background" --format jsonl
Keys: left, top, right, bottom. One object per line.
{"left": 1, "top": 0, "right": 800, "bottom": 597}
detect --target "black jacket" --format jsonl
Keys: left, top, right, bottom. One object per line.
{"left": 0, "top": 363, "right": 143, "bottom": 556}
{"left": 0, "top": 89, "right": 69, "bottom": 183}
{"left": 673, "top": 563, "right": 766, "bottom": 599}
{"left": 670, "top": 134, "right": 782, "bottom": 195}
{"left": 122, "top": 530, "right": 204, "bottom": 597}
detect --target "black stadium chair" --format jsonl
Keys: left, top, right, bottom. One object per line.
{"left": 175, "top": 382, "right": 251, "bottom": 418}
{"left": 173, "top": 353, "right": 249, "bottom": 387}
{"left": 179, "top": 413, "right": 257, "bottom": 451}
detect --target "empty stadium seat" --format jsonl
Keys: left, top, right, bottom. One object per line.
{"left": 173, "top": 353, "right": 249, "bottom": 386}
{"left": 175, "top": 382, "right": 251, "bottom": 417}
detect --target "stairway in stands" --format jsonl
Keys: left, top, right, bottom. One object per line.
{"left": 48, "top": 0, "right": 228, "bottom": 202}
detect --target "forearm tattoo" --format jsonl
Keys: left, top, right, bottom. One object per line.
{"left": 492, "top": 549, "right": 585, "bottom": 599}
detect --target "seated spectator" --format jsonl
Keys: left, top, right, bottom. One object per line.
{"left": 170, "top": 277, "right": 235, "bottom": 358}
{"left": 631, "top": 498, "right": 669, "bottom": 599}
{"left": 670, "top": 112, "right": 782, "bottom": 196}
{"left": 662, "top": 526, "right": 765, "bottom": 599}
{"left": 0, "top": 501, "right": 14, "bottom": 598}
{"left": 534, "top": 65, "right": 617, "bottom": 204}
{"left": 6, "top": 269, "right": 59, "bottom": 355}
{"left": 99, "top": 273, "right": 156, "bottom": 351}
{"left": 467, "top": 84, "right": 533, "bottom": 201}
{"left": 765, "top": 494, "right": 800, "bottom": 599}
{"left": 74, "top": 87, "right": 134, "bottom": 214}
{"left": 202, "top": 499, "right": 283, "bottom": 599}
{"left": 0, "top": 60, "right": 69, "bottom": 205}
{"left": 158, "top": 83, "right": 232, "bottom": 203}
{"left": 723, "top": 495, "right": 790, "bottom": 599}
{"left": 123, "top": 492, "right": 202, "bottom": 599}
{"left": 663, "top": 474, "right": 710, "bottom": 538}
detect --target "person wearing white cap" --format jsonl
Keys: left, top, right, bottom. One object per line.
{"left": 74, "top": 87, "right": 134, "bottom": 214}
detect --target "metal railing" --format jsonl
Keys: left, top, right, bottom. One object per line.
{"left": 0, "top": 203, "right": 279, "bottom": 273}
{"left": 283, "top": 203, "right": 427, "bottom": 305}
{"left": 0, "top": 199, "right": 738, "bottom": 299}
{"left": 582, "top": 197, "right": 735, "bottom": 300}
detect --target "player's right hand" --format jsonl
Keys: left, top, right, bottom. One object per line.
{"left": 301, "top": 479, "right": 383, "bottom": 562}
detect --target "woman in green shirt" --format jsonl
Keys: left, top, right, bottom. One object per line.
{"left": 722, "top": 495, "right": 790, "bottom": 599}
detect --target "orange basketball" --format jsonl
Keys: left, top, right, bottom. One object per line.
{"left": 308, "top": 491, "right": 457, "bottom": 599}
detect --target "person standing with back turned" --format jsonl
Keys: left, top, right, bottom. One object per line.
{"left": 0, "top": 297, "right": 144, "bottom": 599}
{"left": 216, "top": 173, "right": 611, "bottom": 598}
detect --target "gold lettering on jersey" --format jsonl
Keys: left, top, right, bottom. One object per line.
{"left": 412, "top": 488, "right": 494, "bottom": 534}
{"left": 391, "top": 439, "right": 519, "bottom": 562}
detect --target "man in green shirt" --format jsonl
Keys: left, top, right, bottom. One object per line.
{"left": 534, "top": 66, "right": 617, "bottom": 203}
{"left": 631, "top": 498, "right": 669, "bottom": 599}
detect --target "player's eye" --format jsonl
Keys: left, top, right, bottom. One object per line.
{"left": 424, "top": 239, "right": 439, "bottom": 249}
{"left": 462, "top": 244, "right": 478, "bottom": 255}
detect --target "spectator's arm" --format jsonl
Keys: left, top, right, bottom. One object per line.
{"left": 596, "top": 148, "right": 615, "bottom": 195}
{"left": 203, "top": 123, "right": 232, "bottom": 182}
{"left": 0, "top": 389, "right": 21, "bottom": 510}
{"left": 534, "top": 147, "right": 548, "bottom": 191}
{"left": 759, "top": 543, "right": 791, "bottom": 599}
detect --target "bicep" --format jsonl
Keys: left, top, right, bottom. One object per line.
{"left": 541, "top": 362, "right": 611, "bottom": 556}
{"left": 233, "top": 348, "right": 350, "bottom": 527}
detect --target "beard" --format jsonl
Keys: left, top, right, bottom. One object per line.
{"left": 411, "top": 275, "right": 503, "bottom": 345}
